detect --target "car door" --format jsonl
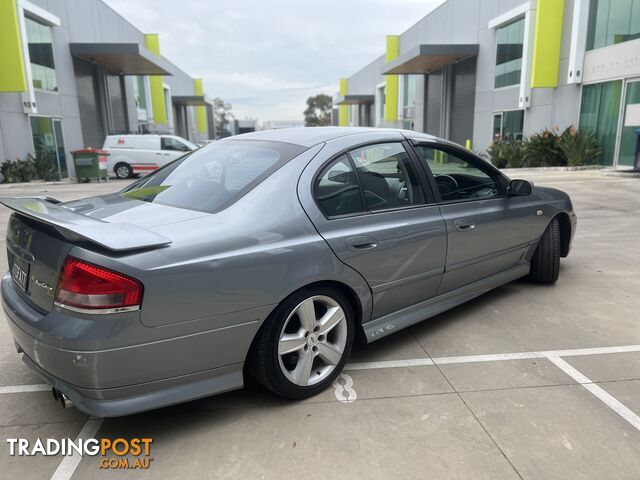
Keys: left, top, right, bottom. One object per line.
{"left": 132, "top": 136, "right": 162, "bottom": 174}
{"left": 299, "top": 138, "right": 447, "bottom": 320}
{"left": 411, "top": 140, "right": 533, "bottom": 294}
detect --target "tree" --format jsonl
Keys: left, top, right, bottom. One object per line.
{"left": 212, "top": 97, "right": 234, "bottom": 138}
{"left": 303, "top": 94, "right": 332, "bottom": 127}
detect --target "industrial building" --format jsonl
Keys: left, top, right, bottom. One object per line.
{"left": 335, "top": 0, "right": 640, "bottom": 167}
{"left": 0, "top": 0, "right": 214, "bottom": 178}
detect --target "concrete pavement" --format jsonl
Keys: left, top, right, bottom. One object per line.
{"left": 0, "top": 171, "right": 638, "bottom": 479}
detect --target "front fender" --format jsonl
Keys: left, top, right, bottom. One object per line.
{"left": 528, "top": 186, "right": 576, "bottom": 256}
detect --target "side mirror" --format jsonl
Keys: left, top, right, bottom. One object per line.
{"left": 508, "top": 179, "right": 533, "bottom": 196}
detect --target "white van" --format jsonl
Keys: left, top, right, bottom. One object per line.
{"left": 102, "top": 134, "right": 198, "bottom": 179}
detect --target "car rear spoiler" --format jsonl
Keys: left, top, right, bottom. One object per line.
{"left": 0, "top": 197, "right": 172, "bottom": 252}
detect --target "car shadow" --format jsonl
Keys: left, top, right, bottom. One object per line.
{"left": 95, "top": 276, "right": 555, "bottom": 433}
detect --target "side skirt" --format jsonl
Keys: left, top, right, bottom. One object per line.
{"left": 362, "top": 263, "right": 530, "bottom": 342}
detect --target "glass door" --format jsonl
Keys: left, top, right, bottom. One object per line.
{"left": 52, "top": 119, "right": 67, "bottom": 178}
{"left": 618, "top": 79, "right": 640, "bottom": 167}
{"left": 29, "top": 116, "right": 66, "bottom": 179}
{"left": 579, "top": 80, "right": 623, "bottom": 166}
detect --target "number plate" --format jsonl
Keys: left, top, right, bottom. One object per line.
{"left": 11, "top": 257, "right": 30, "bottom": 292}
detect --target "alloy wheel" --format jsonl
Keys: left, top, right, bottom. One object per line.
{"left": 116, "top": 165, "right": 131, "bottom": 179}
{"left": 277, "top": 295, "right": 347, "bottom": 387}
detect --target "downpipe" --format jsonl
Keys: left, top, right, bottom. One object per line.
{"left": 51, "top": 388, "right": 73, "bottom": 408}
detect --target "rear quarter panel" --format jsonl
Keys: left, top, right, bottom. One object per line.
{"left": 70, "top": 144, "right": 373, "bottom": 334}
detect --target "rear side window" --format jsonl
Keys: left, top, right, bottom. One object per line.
{"left": 313, "top": 142, "right": 426, "bottom": 218}
{"left": 121, "top": 140, "right": 305, "bottom": 213}
{"left": 350, "top": 143, "right": 425, "bottom": 211}
{"left": 314, "top": 155, "right": 365, "bottom": 217}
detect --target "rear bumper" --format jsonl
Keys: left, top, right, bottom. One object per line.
{"left": 1, "top": 273, "right": 258, "bottom": 417}
{"left": 17, "top": 348, "right": 242, "bottom": 417}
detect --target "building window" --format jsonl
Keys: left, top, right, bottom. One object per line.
{"left": 402, "top": 75, "right": 416, "bottom": 130}
{"left": 378, "top": 85, "right": 386, "bottom": 120}
{"left": 25, "top": 17, "right": 57, "bottom": 92}
{"left": 492, "top": 110, "right": 525, "bottom": 141}
{"left": 579, "top": 81, "right": 622, "bottom": 165}
{"left": 133, "top": 76, "right": 147, "bottom": 109}
{"left": 494, "top": 17, "right": 525, "bottom": 89}
{"left": 587, "top": 0, "right": 640, "bottom": 50}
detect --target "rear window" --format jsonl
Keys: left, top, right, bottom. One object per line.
{"left": 120, "top": 140, "right": 305, "bottom": 213}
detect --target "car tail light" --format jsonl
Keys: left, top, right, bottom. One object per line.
{"left": 54, "top": 257, "right": 143, "bottom": 312}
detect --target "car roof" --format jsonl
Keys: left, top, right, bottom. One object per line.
{"left": 222, "top": 127, "right": 438, "bottom": 148}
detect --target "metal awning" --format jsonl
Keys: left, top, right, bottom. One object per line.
{"left": 172, "top": 95, "right": 211, "bottom": 106}
{"left": 335, "top": 94, "right": 375, "bottom": 105}
{"left": 383, "top": 44, "right": 478, "bottom": 74}
{"left": 70, "top": 43, "right": 172, "bottom": 75}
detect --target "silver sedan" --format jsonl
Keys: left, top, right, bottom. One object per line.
{"left": 1, "top": 127, "right": 576, "bottom": 416}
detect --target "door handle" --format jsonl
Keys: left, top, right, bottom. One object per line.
{"left": 454, "top": 221, "right": 475, "bottom": 232}
{"left": 346, "top": 235, "right": 378, "bottom": 251}
{"left": 155, "top": 152, "right": 162, "bottom": 155}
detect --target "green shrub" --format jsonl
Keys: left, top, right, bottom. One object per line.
{"left": 31, "top": 148, "right": 58, "bottom": 181}
{"left": 486, "top": 126, "right": 603, "bottom": 169}
{"left": 487, "top": 138, "right": 526, "bottom": 168}
{"left": 523, "top": 129, "right": 566, "bottom": 167}
{"left": 1, "top": 157, "right": 35, "bottom": 183}
{"left": 558, "top": 126, "right": 602, "bottom": 166}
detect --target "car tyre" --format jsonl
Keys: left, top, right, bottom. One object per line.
{"left": 529, "top": 217, "right": 560, "bottom": 284}
{"left": 248, "top": 286, "right": 355, "bottom": 399}
{"left": 114, "top": 163, "right": 133, "bottom": 179}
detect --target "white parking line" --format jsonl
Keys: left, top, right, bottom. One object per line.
{"left": 345, "top": 344, "right": 640, "bottom": 433}
{"left": 345, "top": 344, "right": 640, "bottom": 370}
{"left": 0, "top": 342, "right": 636, "bottom": 480}
{"left": 547, "top": 356, "right": 640, "bottom": 431}
{"left": 0, "top": 384, "right": 50, "bottom": 394}
{"left": 50, "top": 418, "right": 104, "bottom": 480}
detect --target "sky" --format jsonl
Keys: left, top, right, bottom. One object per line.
{"left": 103, "top": 0, "right": 445, "bottom": 123}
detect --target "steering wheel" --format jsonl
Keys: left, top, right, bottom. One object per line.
{"left": 434, "top": 174, "right": 459, "bottom": 199}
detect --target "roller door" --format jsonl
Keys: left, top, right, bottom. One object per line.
{"left": 425, "top": 69, "right": 443, "bottom": 136}
{"left": 449, "top": 58, "right": 477, "bottom": 146}
{"left": 73, "top": 58, "right": 104, "bottom": 148}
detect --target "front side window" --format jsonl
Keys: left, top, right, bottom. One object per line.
{"left": 25, "top": 17, "right": 57, "bottom": 91}
{"left": 121, "top": 140, "right": 304, "bottom": 213}
{"left": 495, "top": 17, "right": 525, "bottom": 89}
{"left": 350, "top": 143, "right": 425, "bottom": 211}
{"left": 587, "top": 0, "right": 640, "bottom": 50}
{"left": 415, "top": 146, "right": 501, "bottom": 202}
{"left": 161, "top": 137, "right": 191, "bottom": 152}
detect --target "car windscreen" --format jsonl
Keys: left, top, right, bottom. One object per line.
{"left": 120, "top": 140, "right": 305, "bottom": 213}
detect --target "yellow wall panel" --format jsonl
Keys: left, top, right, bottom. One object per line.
{"left": 144, "top": 34, "right": 167, "bottom": 125}
{"left": 339, "top": 78, "right": 348, "bottom": 126}
{"left": 194, "top": 78, "right": 206, "bottom": 134}
{"left": 385, "top": 35, "right": 399, "bottom": 122}
{"left": 531, "top": 0, "right": 565, "bottom": 88}
{"left": 0, "top": 0, "right": 28, "bottom": 92}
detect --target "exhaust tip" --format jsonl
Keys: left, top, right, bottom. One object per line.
{"left": 52, "top": 388, "right": 73, "bottom": 408}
